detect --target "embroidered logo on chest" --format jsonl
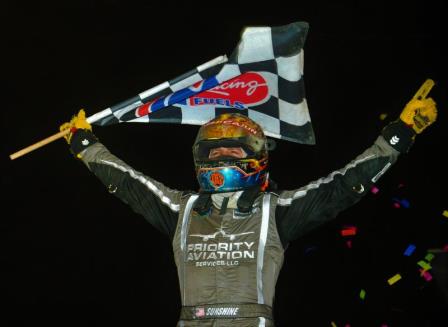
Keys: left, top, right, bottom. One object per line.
{"left": 187, "top": 225, "right": 257, "bottom": 267}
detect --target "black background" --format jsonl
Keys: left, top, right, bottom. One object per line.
{"left": 3, "top": 1, "right": 447, "bottom": 326}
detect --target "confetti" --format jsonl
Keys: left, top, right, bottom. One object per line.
{"left": 341, "top": 226, "right": 357, "bottom": 236}
{"left": 371, "top": 185, "right": 380, "bottom": 194}
{"left": 443, "top": 244, "right": 448, "bottom": 252}
{"left": 443, "top": 210, "right": 448, "bottom": 218}
{"left": 404, "top": 244, "right": 416, "bottom": 256}
{"left": 379, "top": 113, "right": 388, "bottom": 120}
{"left": 400, "top": 199, "right": 410, "bottom": 208}
{"left": 425, "top": 253, "right": 435, "bottom": 262}
{"left": 417, "top": 260, "right": 431, "bottom": 273}
{"left": 419, "top": 269, "right": 433, "bottom": 281}
{"left": 392, "top": 197, "right": 410, "bottom": 208}
{"left": 346, "top": 240, "right": 352, "bottom": 248}
{"left": 387, "top": 274, "right": 402, "bottom": 285}
{"left": 359, "top": 289, "right": 366, "bottom": 300}
{"left": 331, "top": 322, "right": 337, "bottom": 327}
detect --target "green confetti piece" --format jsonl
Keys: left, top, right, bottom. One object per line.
{"left": 425, "top": 253, "right": 435, "bottom": 262}
{"left": 360, "top": 289, "right": 366, "bottom": 300}
{"left": 417, "top": 260, "right": 432, "bottom": 271}
{"left": 387, "top": 274, "right": 402, "bottom": 285}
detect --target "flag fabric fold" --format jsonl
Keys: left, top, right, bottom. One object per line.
{"left": 91, "top": 21, "right": 315, "bottom": 145}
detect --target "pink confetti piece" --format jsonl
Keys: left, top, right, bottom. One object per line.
{"left": 419, "top": 269, "right": 433, "bottom": 281}
{"left": 393, "top": 202, "right": 401, "bottom": 209}
{"left": 346, "top": 240, "right": 352, "bottom": 248}
{"left": 443, "top": 244, "right": 448, "bottom": 252}
{"left": 371, "top": 186, "right": 379, "bottom": 194}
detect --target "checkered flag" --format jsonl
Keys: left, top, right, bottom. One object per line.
{"left": 90, "top": 22, "right": 315, "bottom": 144}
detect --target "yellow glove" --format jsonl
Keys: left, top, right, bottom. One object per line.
{"left": 59, "top": 109, "right": 92, "bottom": 144}
{"left": 399, "top": 97, "right": 437, "bottom": 134}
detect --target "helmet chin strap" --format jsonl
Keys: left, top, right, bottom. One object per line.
{"left": 192, "top": 193, "right": 213, "bottom": 215}
{"left": 212, "top": 191, "right": 243, "bottom": 210}
{"left": 236, "top": 185, "right": 261, "bottom": 213}
{"left": 192, "top": 187, "right": 261, "bottom": 216}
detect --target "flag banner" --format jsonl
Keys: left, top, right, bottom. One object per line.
{"left": 87, "top": 55, "right": 228, "bottom": 125}
{"left": 92, "top": 22, "right": 315, "bottom": 144}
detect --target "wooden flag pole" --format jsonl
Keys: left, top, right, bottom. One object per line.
{"left": 9, "top": 110, "right": 112, "bottom": 161}
{"left": 9, "top": 55, "right": 229, "bottom": 161}
{"left": 9, "top": 129, "right": 70, "bottom": 160}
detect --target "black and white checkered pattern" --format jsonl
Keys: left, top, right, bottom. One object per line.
{"left": 91, "top": 22, "right": 315, "bottom": 145}
{"left": 88, "top": 55, "right": 227, "bottom": 126}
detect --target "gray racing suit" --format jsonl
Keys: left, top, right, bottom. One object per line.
{"left": 71, "top": 121, "right": 413, "bottom": 326}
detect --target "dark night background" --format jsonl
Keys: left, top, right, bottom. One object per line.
{"left": 3, "top": 1, "right": 447, "bottom": 326}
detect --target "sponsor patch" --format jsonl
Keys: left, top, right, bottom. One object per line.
{"left": 210, "top": 171, "right": 224, "bottom": 188}
{"left": 190, "top": 72, "right": 269, "bottom": 109}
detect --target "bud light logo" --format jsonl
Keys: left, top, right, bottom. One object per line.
{"left": 190, "top": 72, "right": 269, "bottom": 109}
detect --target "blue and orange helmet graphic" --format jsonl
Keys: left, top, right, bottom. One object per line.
{"left": 193, "top": 113, "right": 269, "bottom": 193}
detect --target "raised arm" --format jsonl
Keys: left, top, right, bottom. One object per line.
{"left": 60, "top": 110, "right": 184, "bottom": 239}
{"left": 275, "top": 95, "right": 437, "bottom": 246}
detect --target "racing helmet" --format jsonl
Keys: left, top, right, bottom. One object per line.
{"left": 193, "top": 113, "right": 269, "bottom": 193}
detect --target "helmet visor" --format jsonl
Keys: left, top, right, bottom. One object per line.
{"left": 194, "top": 117, "right": 266, "bottom": 161}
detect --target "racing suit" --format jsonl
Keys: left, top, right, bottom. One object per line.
{"left": 73, "top": 122, "right": 413, "bottom": 327}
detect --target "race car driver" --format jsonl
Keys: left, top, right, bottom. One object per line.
{"left": 60, "top": 95, "right": 437, "bottom": 326}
